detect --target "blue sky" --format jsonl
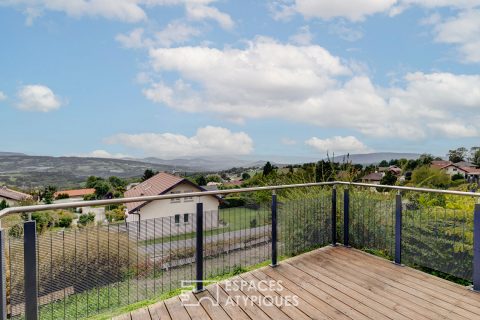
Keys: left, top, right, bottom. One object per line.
{"left": 1, "top": 1, "right": 480, "bottom": 161}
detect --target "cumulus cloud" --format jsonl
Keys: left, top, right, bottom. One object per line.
{"left": 0, "top": 91, "right": 6, "bottom": 101}
{"left": 289, "top": 25, "right": 313, "bottom": 45}
{"left": 141, "top": 38, "right": 480, "bottom": 140}
{"left": 305, "top": 136, "right": 372, "bottom": 155}
{"left": 432, "top": 9, "right": 480, "bottom": 63}
{"left": 105, "top": 126, "right": 253, "bottom": 159}
{"left": 0, "top": 0, "right": 233, "bottom": 27}
{"left": 16, "top": 85, "right": 62, "bottom": 112}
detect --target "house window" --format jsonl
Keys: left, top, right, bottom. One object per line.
{"left": 184, "top": 213, "right": 189, "bottom": 223}
{"left": 184, "top": 190, "right": 194, "bottom": 202}
{"left": 174, "top": 214, "right": 180, "bottom": 224}
{"left": 170, "top": 191, "right": 181, "bottom": 203}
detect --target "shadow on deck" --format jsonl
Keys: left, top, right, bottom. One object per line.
{"left": 114, "top": 246, "right": 480, "bottom": 320}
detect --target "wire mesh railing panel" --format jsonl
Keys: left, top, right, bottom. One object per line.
{"left": 204, "top": 205, "right": 272, "bottom": 278}
{"left": 6, "top": 223, "right": 25, "bottom": 320}
{"left": 278, "top": 191, "right": 332, "bottom": 258}
{"left": 349, "top": 189, "right": 396, "bottom": 258}
{"left": 402, "top": 194, "right": 474, "bottom": 281}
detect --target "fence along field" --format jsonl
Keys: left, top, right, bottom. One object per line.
{"left": 1, "top": 185, "right": 479, "bottom": 319}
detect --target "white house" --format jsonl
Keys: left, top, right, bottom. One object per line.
{"left": 124, "top": 172, "right": 220, "bottom": 236}
{"left": 0, "top": 186, "right": 33, "bottom": 206}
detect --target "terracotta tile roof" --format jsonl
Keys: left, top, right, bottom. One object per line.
{"left": 0, "top": 186, "right": 32, "bottom": 201}
{"left": 362, "top": 172, "right": 383, "bottom": 181}
{"left": 124, "top": 172, "right": 184, "bottom": 212}
{"left": 431, "top": 161, "right": 452, "bottom": 169}
{"left": 54, "top": 188, "right": 95, "bottom": 198}
{"left": 462, "top": 167, "right": 480, "bottom": 174}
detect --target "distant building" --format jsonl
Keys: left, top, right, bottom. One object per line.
{"left": 0, "top": 186, "right": 33, "bottom": 206}
{"left": 361, "top": 172, "right": 383, "bottom": 185}
{"left": 54, "top": 188, "right": 95, "bottom": 203}
{"left": 124, "top": 172, "right": 220, "bottom": 235}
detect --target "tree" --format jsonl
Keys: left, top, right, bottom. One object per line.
{"left": 42, "top": 185, "right": 57, "bottom": 204}
{"left": 0, "top": 199, "right": 9, "bottom": 210}
{"left": 195, "top": 175, "right": 207, "bottom": 186}
{"left": 94, "top": 181, "right": 111, "bottom": 199}
{"left": 411, "top": 166, "right": 450, "bottom": 188}
{"left": 241, "top": 172, "right": 251, "bottom": 180}
{"left": 86, "top": 176, "right": 103, "bottom": 188}
{"left": 380, "top": 171, "right": 397, "bottom": 186}
{"left": 448, "top": 147, "right": 468, "bottom": 163}
{"left": 471, "top": 148, "right": 480, "bottom": 167}
{"left": 108, "top": 176, "right": 126, "bottom": 190}
{"left": 142, "top": 169, "right": 157, "bottom": 182}
{"left": 418, "top": 153, "right": 434, "bottom": 166}
{"left": 378, "top": 160, "right": 389, "bottom": 167}
{"left": 263, "top": 162, "right": 274, "bottom": 177}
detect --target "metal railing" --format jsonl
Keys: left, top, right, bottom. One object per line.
{"left": 0, "top": 181, "right": 480, "bottom": 320}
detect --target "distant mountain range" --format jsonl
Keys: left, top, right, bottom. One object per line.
{"left": 0, "top": 151, "right": 424, "bottom": 189}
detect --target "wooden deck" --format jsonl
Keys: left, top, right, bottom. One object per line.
{"left": 114, "top": 246, "right": 480, "bottom": 320}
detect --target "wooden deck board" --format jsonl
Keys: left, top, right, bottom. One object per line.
{"left": 113, "top": 246, "right": 480, "bottom": 320}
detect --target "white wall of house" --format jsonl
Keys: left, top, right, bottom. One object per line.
{"left": 53, "top": 196, "right": 85, "bottom": 204}
{"left": 442, "top": 165, "right": 467, "bottom": 177}
{"left": 0, "top": 196, "right": 18, "bottom": 206}
{"left": 125, "top": 182, "right": 220, "bottom": 236}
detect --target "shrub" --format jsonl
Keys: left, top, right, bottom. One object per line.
{"left": 106, "top": 207, "right": 126, "bottom": 222}
{"left": 451, "top": 173, "right": 465, "bottom": 181}
{"left": 55, "top": 193, "right": 70, "bottom": 200}
{"left": 250, "top": 218, "right": 257, "bottom": 228}
{"left": 78, "top": 212, "right": 95, "bottom": 226}
{"left": 55, "top": 210, "right": 74, "bottom": 228}
{"left": 83, "top": 194, "right": 96, "bottom": 201}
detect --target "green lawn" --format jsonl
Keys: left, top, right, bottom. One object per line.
{"left": 142, "top": 207, "right": 271, "bottom": 245}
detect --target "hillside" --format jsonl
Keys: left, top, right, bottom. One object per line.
{"left": 0, "top": 155, "right": 192, "bottom": 189}
{"left": 330, "top": 152, "right": 422, "bottom": 165}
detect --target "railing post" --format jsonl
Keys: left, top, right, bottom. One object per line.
{"left": 394, "top": 192, "right": 402, "bottom": 265}
{"left": 0, "top": 227, "right": 6, "bottom": 320}
{"left": 271, "top": 191, "right": 278, "bottom": 267}
{"left": 473, "top": 203, "right": 480, "bottom": 291}
{"left": 24, "top": 220, "right": 38, "bottom": 320}
{"left": 195, "top": 202, "right": 204, "bottom": 293}
{"left": 331, "top": 186, "right": 337, "bottom": 246}
{"left": 344, "top": 188, "right": 350, "bottom": 247}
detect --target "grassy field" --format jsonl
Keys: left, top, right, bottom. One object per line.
{"left": 142, "top": 207, "right": 270, "bottom": 245}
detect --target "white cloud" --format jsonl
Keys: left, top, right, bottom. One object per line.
{"left": 0, "top": 0, "right": 233, "bottom": 27}
{"left": 427, "top": 122, "right": 478, "bottom": 137}
{"left": 116, "top": 22, "right": 201, "bottom": 49}
{"left": 16, "top": 85, "right": 62, "bottom": 112}
{"left": 289, "top": 25, "right": 313, "bottom": 45}
{"left": 0, "top": 0, "right": 147, "bottom": 23}
{"left": 0, "top": 91, "right": 6, "bottom": 101}
{"left": 328, "top": 21, "right": 364, "bottom": 42}
{"left": 105, "top": 126, "right": 253, "bottom": 159}
{"left": 141, "top": 38, "right": 480, "bottom": 140}
{"left": 432, "top": 9, "right": 480, "bottom": 63}
{"left": 293, "top": 0, "right": 397, "bottom": 22}
{"left": 80, "top": 150, "right": 130, "bottom": 159}
{"left": 276, "top": 0, "right": 480, "bottom": 21}
{"left": 305, "top": 136, "right": 372, "bottom": 155}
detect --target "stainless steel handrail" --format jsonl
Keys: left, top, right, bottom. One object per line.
{"left": 0, "top": 181, "right": 336, "bottom": 218}
{"left": 0, "top": 180, "right": 479, "bottom": 220}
